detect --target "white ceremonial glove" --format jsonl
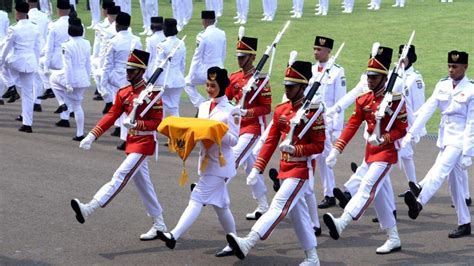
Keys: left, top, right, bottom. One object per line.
{"left": 240, "top": 108, "right": 248, "bottom": 117}
{"left": 461, "top": 156, "right": 472, "bottom": 169}
{"left": 79, "top": 133, "right": 96, "bottom": 150}
{"left": 66, "top": 84, "right": 74, "bottom": 94}
{"left": 246, "top": 168, "right": 260, "bottom": 186}
{"left": 400, "top": 132, "right": 413, "bottom": 148}
{"left": 122, "top": 117, "right": 137, "bottom": 129}
{"left": 279, "top": 143, "right": 296, "bottom": 155}
{"left": 325, "top": 105, "right": 338, "bottom": 119}
{"left": 326, "top": 148, "right": 340, "bottom": 168}
{"left": 368, "top": 134, "right": 384, "bottom": 146}
{"left": 331, "top": 130, "right": 342, "bottom": 141}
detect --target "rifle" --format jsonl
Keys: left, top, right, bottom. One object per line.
{"left": 238, "top": 20, "right": 291, "bottom": 109}
{"left": 127, "top": 35, "right": 187, "bottom": 124}
{"left": 373, "top": 31, "right": 415, "bottom": 139}
{"left": 280, "top": 42, "right": 345, "bottom": 147}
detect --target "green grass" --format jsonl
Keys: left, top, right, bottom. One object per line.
{"left": 10, "top": 0, "right": 474, "bottom": 132}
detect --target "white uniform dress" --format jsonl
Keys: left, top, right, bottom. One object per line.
{"left": 154, "top": 35, "right": 186, "bottom": 117}
{"left": 408, "top": 76, "right": 474, "bottom": 226}
{"left": 184, "top": 24, "right": 226, "bottom": 108}
{"left": 168, "top": 96, "right": 240, "bottom": 241}
{"left": 144, "top": 29, "right": 166, "bottom": 82}
{"left": 50, "top": 37, "right": 92, "bottom": 138}
{"left": 28, "top": 7, "right": 50, "bottom": 105}
{"left": 0, "top": 19, "right": 41, "bottom": 127}
{"left": 311, "top": 62, "right": 346, "bottom": 199}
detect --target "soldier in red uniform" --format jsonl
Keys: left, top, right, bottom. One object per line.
{"left": 225, "top": 35, "right": 273, "bottom": 221}
{"left": 70, "top": 49, "right": 167, "bottom": 241}
{"left": 323, "top": 46, "right": 408, "bottom": 254}
{"left": 226, "top": 60, "right": 325, "bottom": 265}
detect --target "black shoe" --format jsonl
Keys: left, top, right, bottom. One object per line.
{"left": 398, "top": 190, "right": 409, "bottom": 198}
{"left": 215, "top": 249, "right": 236, "bottom": 257}
{"left": 18, "top": 125, "right": 33, "bottom": 133}
{"left": 54, "top": 104, "right": 68, "bottom": 114}
{"left": 73, "top": 135, "right": 85, "bottom": 141}
{"left": 116, "top": 141, "right": 126, "bottom": 150}
{"left": 102, "top": 102, "right": 113, "bottom": 114}
{"left": 70, "top": 199, "right": 85, "bottom": 224}
{"left": 323, "top": 213, "right": 340, "bottom": 240}
{"left": 350, "top": 162, "right": 358, "bottom": 173}
{"left": 93, "top": 94, "right": 103, "bottom": 101}
{"left": 94, "top": 89, "right": 99, "bottom": 95}
{"left": 333, "top": 187, "right": 351, "bottom": 209}
{"left": 404, "top": 191, "right": 422, "bottom": 220}
{"left": 314, "top": 226, "right": 322, "bottom": 236}
{"left": 37, "top": 88, "right": 55, "bottom": 100}
{"left": 7, "top": 91, "right": 20, "bottom": 103}
{"left": 0, "top": 99, "right": 4, "bottom": 105}
{"left": 269, "top": 168, "right": 280, "bottom": 192}
{"left": 448, "top": 223, "right": 471, "bottom": 238}
{"left": 110, "top": 127, "right": 121, "bottom": 137}
{"left": 55, "top": 119, "right": 70, "bottom": 128}
{"left": 409, "top": 181, "right": 422, "bottom": 197}
{"left": 69, "top": 112, "right": 75, "bottom": 118}
{"left": 156, "top": 231, "right": 176, "bottom": 249}
{"left": 2, "top": 85, "right": 16, "bottom": 98}
{"left": 318, "top": 196, "right": 336, "bottom": 209}
{"left": 467, "top": 197, "right": 472, "bottom": 206}
{"left": 190, "top": 183, "right": 196, "bottom": 192}
{"left": 15, "top": 115, "right": 22, "bottom": 121}
{"left": 33, "top": 103, "right": 42, "bottom": 112}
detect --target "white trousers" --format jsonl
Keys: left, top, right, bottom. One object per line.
{"left": 236, "top": 0, "right": 249, "bottom": 20}
{"left": 191, "top": 174, "right": 231, "bottom": 208}
{"left": 39, "top": 0, "right": 52, "bottom": 16}
{"left": 252, "top": 178, "right": 316, "bottom": 251}
{"left": 183, "top": 83, "right": 205, "bottom": 108}
{"left": 89, "top": 0, "right": 101, "bottom": 25}
{"left": 344, "top": 0, "right": 354, "bottom": 9}
{"left": 39, "top": 57, "right": 51, "bottom": 90}
{"left": 33, "top": 73, "right": 43, "bottom": 105}
{"left": 399, "top": 142, "right": 417, "bottom": 183}
{"left": 140, "top": 0, "right": 159, "bottom": 30}
{"left": 304, "top": 173, "right": 321, "bottom": 228}
{"left": 8, "top": 68, "right": 34, "bottom": 126}
{"left": 162, "top": 87, "right": 183, "bottom": 117}
{"left": 418, "top": 146, "right": 471, "bottom": 225}
{"left": 319, "top": 0, "right": 329, "bottom": 12}
{"left": 93, "top": 153, "right": 163, "bottom": 217}
{"left": 344, "top": 161, "right": 396, "bottom": 230}
{"left": 115, "top": 0, "right": 131, "bottom": 15}
{"left": 294, "top": 0, "right": 304, "bottom": 12}
{"left": 315, "top": 133, "right": 335, "bottom": 197}
{"left": 232, "top": 133, "right": 267, "bottom": 199}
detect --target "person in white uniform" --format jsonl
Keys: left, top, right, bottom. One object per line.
{"left": 403, "top": 50, "right": 473, "bottom": 239}
{"left": 139, "top": 0, "right": 158, "bottom": 36}
{"left": 291, "top": 0, "right": 303, "bottom": 18}
{"left": 154, "top": 18, "right": 186, "bottom": 117}
{"left": 234, "top": 0, "right": 248, "bottom": 24}
{"left": 156, "top": 67, "right": 240, "bottom": 257}
{"left": 50, "top": 17, "right": 91, "bottom": 141}
{"left": 183, "top": 10, "right": 226, "bottom": 109}
{"left": 261, "top": 0, "right": 277, "bottom": 21}
{"left": 0, "top": 1, "right": 40, "bottom": 133}
{"left": 206, "top": 0, "right": 223, "bottom": 17}
{"left": 87, "top": 0, "right": 101, "bottom": 28}
{"left": 312, "top": 36, "right": 346, "bottom": 209}
{"left": 315, "top": 0, "right": 328, "bottom": 16}
{"left": 114, "top": 0, "right": 131, "bottom": 15}
{"left": 144, "top": 16, "right": 165, "bottom": 82}
{"left": 342, "top": 0, "right": 354, "bottom": 13}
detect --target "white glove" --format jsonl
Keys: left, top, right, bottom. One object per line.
{"left": 66, "top": 84, "right": 74, "bottom": 94}
{"left": 240, "top": 109, "right": 248, "bottom": 117}
{"left": 401, "top": 132, "right": 413, "bottom": 148}
{"left": 79, "top": 133, "right": 96, "bottom": 150}
{"left": 325, "top": 105, "right": 338, "bottom": 119}
{"left": 368, "top": 134, "right": 384, "bottom": 146}
{"left": 122, "top": 117, "right": 137, "bottom": 129}
{"left": 326, "top": 148, "right": 340, "bottom": 168}
{"left": 461, "top": 156, "right": 472, "bottom": 169}
{"left": 279, "top": 142, "right": 296, "bottom": 155}
{"left": 246, "top": 168, "right": 260, "bottom": 186}
{"left": 331, "top": 130, "right": 341, "bottom": 141}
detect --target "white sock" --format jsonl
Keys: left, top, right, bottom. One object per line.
{"left": 171, "top": 200, "right": 202, "bottom": 239}
{"left": 73, "top": 104, "right": 84, "bottom": 137}
{"left": 214, "top": 206, "right": 236, "bottom": 234}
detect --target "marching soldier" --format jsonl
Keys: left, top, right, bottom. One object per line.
{"left": 312, "top": 36, "right": 347, "bottom": 209}
{"left": 225, "top": 35, "right": 272, "bottom": 220}
{"left": 183, "top": 10, "right": 226, "bottom": 110}
{"left": 50, "top": 17, "right": 91, "bottom": 141}
{"left": 323, "top": 46, "right": 408, "bottom": 254}
{"left": 0, "top": 1, "right": 41, "bottom": 132}
{"left": 71, "top": 49, "right": 168, "bottom": 241}
{"left": 154, "top": 18, "right": 186, "bottom": 117}
{"left": 226, "top": 60, "right": 325, "bottom": 265}
{"left": 403, "top": 51, "right": 473, "bottom": 238}
{"left": 156, "top": 67, "right": 241, "bottom": 257}
{"left": 144, "top": 16, "right": 165, "bottom": 82}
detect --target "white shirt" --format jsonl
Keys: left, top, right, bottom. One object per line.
{"left": 154, "top": 35, "right": 186, "bottom": 88}
{"left": 144, "top": 30, "right": 166, "bottom": 81}
{"left": 45, "top": 16, "right": 69, "bottom": 70}
{"left": 61, "top": 36, "right": 92, "bottom": 88}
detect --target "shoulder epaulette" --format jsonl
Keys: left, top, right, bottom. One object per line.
{"left": 439, "top": 76, "right": 449, "bottom": 81}
{"left": 391, "top": 92, "right": 403, "bottom": 101}
{"left": 333, "top": 63, "right": 341, "bottom": 68}
{"left": 357, "top": 90, "right": 371, "bottom": 98}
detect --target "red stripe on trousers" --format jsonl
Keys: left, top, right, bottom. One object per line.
{"left": 102, "top": 154, "right": 147, "bottom": 207}
{"left": 261, "top": 179, "right": 305, "bottom": 240}
{"left": 235, "top": 134, "right": 259, "bottom": 169}
{"left": 353, "top": 164, "right": 391, "bottom": 220}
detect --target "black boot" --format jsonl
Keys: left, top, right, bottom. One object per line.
{"left": 404, "top": 191, "right": 422, "bottom": 220}
{"left": 102, "top": 102, "right": 113, "bottom": 114}
{"left": 409, "top": 181, "right": 422, "bottom": 197}
{"left": 333, "top": 187, "right": 351, "bottom": 209}
{"left": 37, "top": 88, "right": 55, "bottom": 100}
{"left": 116, "top": 141, "right": 126, "bottom": 151}
{"left": 448, "top": 223, "right": 471, "bottom": 238}
{"left": 18, "top": 125, "right": 33, "bottom": 133}
{"left": 318, "top": 196, "right": 336, "bottom": 209}
{"left": 268, "top": 168, "right": 280, "bottom": 192}
{"left": 33, "top": 103, "right": 42, "bottom": 112}
{"left": 110, "top": 127, "right": 121, "bottom": 137}
{"left": 54, "top": 104, "right": 68, "bottom": 114}
{"left": 2, "top": 85, "right": 16, "bottom": 98}
{"left": 7, "top": 91, "right": 20, "bottom": 103}
{"left": 55, "top": 119, "right": 71, "bottom": 128}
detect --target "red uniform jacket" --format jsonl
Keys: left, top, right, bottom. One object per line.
{"left": 225, "top": 68, "right": 272, "bottom": 136}
{"left": 90, "top": 79, "right": 163, "bottom": 156}
{"left": 254, "top": 99, "right": 326, "bottom": 179}
{"left": 334, "top": 90, "right": 408, "bottom": 164}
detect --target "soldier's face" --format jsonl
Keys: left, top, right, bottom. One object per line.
{"left": 126, "top": 68, "right": 143, "bottom": 83}
{"left": 284, "top": 84, "right": 304, "bottom": 101}
{"left": 367, "top": 74, "right": 386, "bottom": 92}
{"left": 314, "top": 47, "right": 330, "bottom": 62}
{"left": 448, "top": 63, "right": 468, "bottom": 81}
{"left": 206, "top": 80, "right": 220, "bottom": 98}
{"left": 237, "top": 55, "right": 254, "bottom": 69}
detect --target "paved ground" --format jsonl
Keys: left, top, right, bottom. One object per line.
{"left": 1, "top": 91, "right": 473, "bottom": 265}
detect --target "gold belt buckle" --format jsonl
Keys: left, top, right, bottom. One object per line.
{"left": 128, "top": 128, "right": 136, "bottom": 136}
{"left": 282, "top": 152, "right": 290, "bottom": 162}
